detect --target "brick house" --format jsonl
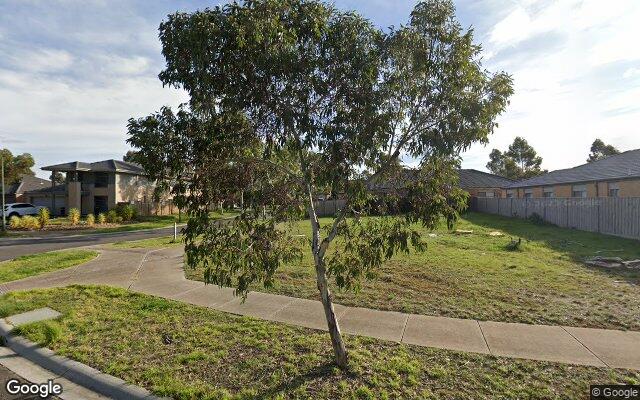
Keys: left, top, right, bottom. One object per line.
{"left": 458, "top": 169, "right": 515, "bottom": 198}
{"left": 367, "top": 168, "right": 514, "bottom": 198}
{"left": 505, "top": 149, "right": 640, "bottom": 199}
{"left": 2, "top": 175, "right": 52, "bottom": 203}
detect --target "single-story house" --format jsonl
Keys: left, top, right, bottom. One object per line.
{"left": 24, "top": 159, "right": 157, "bottom": 216}
{"left": 2, "top": 175, "right": 52, "bottom": 203}
{"left": 458, "top": 169, "right": 515, "bottom": 198}
{"left": 367, "top": 168, "right": 514, "bottom": 198}
{"left": 505, "top": 148, "right": 640, "bottom": 199}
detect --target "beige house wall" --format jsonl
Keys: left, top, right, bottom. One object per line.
{"left": 508, "top": 179, "right": 640, "bottom": 199}
{"left": 115, "top": 173, "right": 156, "bottom": 203}
{"left": 620, "top": 180, "right": 640, "bottom": 197}
{"left": 467, "top": 187, "right": 505, "bottom": 198}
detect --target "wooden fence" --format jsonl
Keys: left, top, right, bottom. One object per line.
{"left": 313, "top": 199, "right": 347, "bottom": 217}
{"left": 471, "top": 197, "right": 640, "bottom": 240}
{"left": 133, "top": 200, "right": 178, "bottom": 217}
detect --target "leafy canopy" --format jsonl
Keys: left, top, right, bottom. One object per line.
{"left": 0, "top": 148, "right": 35, "bottom": 185}
{"left": 128, "top": 0, "right": 513, "bottom": 295}
{"left": 587, "top": 139, "right": 620, "bottom": 163}
{"left": 487, "top": 136, "right": 545, "bottom": 180}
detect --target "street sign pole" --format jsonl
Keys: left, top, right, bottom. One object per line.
{"left": 1, "top": 156, "right": 6, "bottom": 231}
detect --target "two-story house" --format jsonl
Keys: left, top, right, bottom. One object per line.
{"left": 24, "top": 160, "right": 156, "bottom": 216}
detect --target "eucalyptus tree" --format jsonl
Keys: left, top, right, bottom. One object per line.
{"left": 128, "top": 0, "right": 512, "bottom": 368}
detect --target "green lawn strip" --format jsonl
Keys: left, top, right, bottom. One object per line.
{"left": 184, "top": 212, "right": 640, "bottom": 331}
{"left": 1, "top": 286, "right": 637, "bottom": 400}
{"left": 0, "top": 250, "right": 98, "bottom": 283}
{"left": 109, "top": 236, "right": 182, "bottom": 249}
{"left": 91, "top": 216, "right": 182, "bottom": 233}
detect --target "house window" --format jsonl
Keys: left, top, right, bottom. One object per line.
{"left": 485, "top": 192, "right": 495, "bottom": 198}
{"left": 543, "top": 187, "right": 554, "bottom": 198}
{"left": 94, "top": 173, "right": 109, "bottom": 188}
{"left": 608, "top": 182, "right": 620, "bottom": 197}
{"left": 506, "top": 190, "right": 515, "bottom": 198}
{"left": 572, "top": 184, "right": 587, "bottom": 198}
{"left": 523, "top": 189, "right": 533, "bottom": 198}
{"left": 477, "top": 192, "right": 487, "bottom": 198}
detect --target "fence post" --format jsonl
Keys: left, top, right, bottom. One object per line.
{"left": 173, "top": 222, "right": 177, "bottom": 241}
{"left": 597, "top": 199, "right": 601, "bottom": 233}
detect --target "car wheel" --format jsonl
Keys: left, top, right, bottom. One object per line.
{"left": 8, "top": 212, "right": 19, "bottom": 218}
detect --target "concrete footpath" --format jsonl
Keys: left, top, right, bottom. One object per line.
{"left": 1, "top": 246, "right": 639, "bottom": 371}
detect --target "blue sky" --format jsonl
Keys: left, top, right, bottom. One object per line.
{"left": 1, "top": 0, "right": 639, "bottom": 178}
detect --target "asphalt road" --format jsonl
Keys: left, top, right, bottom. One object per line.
{"left": 0, "top": 226, "right": 180, "bottom": 262}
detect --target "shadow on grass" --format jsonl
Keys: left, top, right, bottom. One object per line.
{"left": 463, "top": 211, "right": 640, "bottom": 285}
{"left": 258, "top": 361, "right": 340, "bottom": 398}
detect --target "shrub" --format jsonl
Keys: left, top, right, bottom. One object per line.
{"left": 505, "top": 237, "right": 522, "bottom": 252}
{"left": 9, "top": 216, "right": 22, "bottom": 229}
{"left": 106, "top": 210, "right": 119, "bottom": 224}
{"left": 68, "top": 208, "right": 81, "bottom": 225}
{"left": 21, "top": 215, "right": 40, "bottom": 230}
{"left": 97, "top": 213, "right": 107, "bottom": 224}
{"left": 115, "top": 204, "right": 137, "bottom": 222}
{"left": 38, "top": 207, "right": 50, "bottom": 229}
{"left": 528, "top": 212, "right": 545, "bottom": 226}
{"left": 86, "top": 214, "right": 95, "bottom": 226}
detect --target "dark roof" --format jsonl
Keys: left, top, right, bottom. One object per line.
{"left": 24, "top": 184, "right": 66, "bottom": 195}
{"left": 508, "top": 148, "right": 640, "bottom": 188}
{"left": 41, "top": 159, "right": 146, "bottom": 175}
{"left": 367, "top": 168, "right": 514, "bottom": 192}
{"left": 2, "top": 183, "right": 20, "bottom": 195}
{"left": 2, "top": 175, "right": 51, "bottom": 195}
{"left": 458, "top": 169, "right": 515, "bottom": 189}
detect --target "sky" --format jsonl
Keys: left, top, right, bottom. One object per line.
{"left": 1, "top": 0, "right": 639, "bottom": 179}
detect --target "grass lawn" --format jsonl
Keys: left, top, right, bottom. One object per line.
{"left": 1, "top": 286, "right": 637, "bottom": 399}
{"left": 185, "top": 212, "right": 640, "bottom": 331}
{"left": 0, "top": 250, "right": 98, "bottom": 283}
{"left": 109, "top": 236, "right": 182, "bottom": 249}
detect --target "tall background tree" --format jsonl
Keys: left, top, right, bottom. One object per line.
{"left": 587, "top": 139, "right": 620, "bottom": 162}
{"left": 129, "top": 0, "right": 512, "bottom": 368}
{"left": 123, "top": 150, "right": 138, "bottom": 163}
{"left": 0, "top": 148, "right": 35, "bottom": 184}
{"left": 486, "top": 137, "right": 545, "bottom": 180}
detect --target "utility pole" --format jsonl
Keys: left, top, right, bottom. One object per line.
{"left": 1, "top": 155, "right": 6, "bottom": 231}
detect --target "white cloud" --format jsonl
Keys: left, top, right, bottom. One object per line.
{"left": 6, "top": 48, "right": 74, "bottom": 73}
{"left": 623, "top": 67, "right": 640, "bottom": 79}
{"left": 461, "top": 0, "right": 640, "bottom": 173}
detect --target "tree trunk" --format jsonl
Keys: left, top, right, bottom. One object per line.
{"left": 315, "top": 260, "right": 348, "bottom": 368}
{"left": 308, "top": 202, "right": 348, "bottom": 368}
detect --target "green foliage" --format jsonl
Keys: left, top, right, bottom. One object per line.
{"left": 86, "top": 213, "right": 95, "bottom": 227}
{"left": 21, "top": 215, "right": 40, "bottom": 230}
{"left": 68, "top": 208, "right": 81, "bottom": 225}
{"left": 115, "top": 204, "right": 137, "bottom": 222}
{"left": 0, "top": 148, "right": 35, "bottom": 184}
{"left": 128, "top": 0, "right": 512, "bottom": 366}
{"left": 9, "top": 215, "right": 21, "bottom": 229}
{"left": 97, "top": 213, "right": 107, "bottom": 224}
{"left": 487, "top": 137, "right": 546, "bottom": 180}
{"left": 587, "top": 139, "right": 620, "bottom": 163}
{"left": 504, "top": 237, "right": 522, "bottom": 252}
{"left": 527, "top": 212, "right": 546, "bottom": 226}
{"left": 106, "top": 210, "right": 119, "bottom": 224}
{"left": 38, "top": 207, "right": 50, "bottom": 229}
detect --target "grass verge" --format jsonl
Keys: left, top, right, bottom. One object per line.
{"left": 184, "top": 212, "right": 640, "bottom": 330}
{"left": 109, "top": 236, "right": 182, "bottom": 249}
{"left": 0, "top": 250, "right": 98, "bottom": 284}
{"left": 1, "top": 285, "right": 637, "bottom": 399}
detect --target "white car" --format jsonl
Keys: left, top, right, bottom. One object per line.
{"left": 3, "top": 203, "right": 46, "bottom": 219}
